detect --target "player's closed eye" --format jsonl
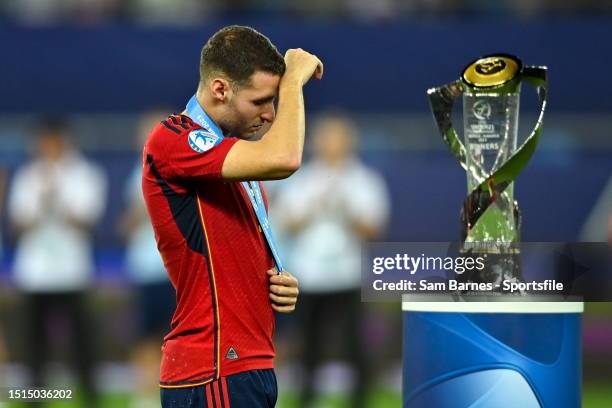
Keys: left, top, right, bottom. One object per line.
{"left": 253, "top": 97, "right": 275, "bottom": 106}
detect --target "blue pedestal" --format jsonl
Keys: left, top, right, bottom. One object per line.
{"left": 403, "top": 307, "right": 582, "bottom": 408}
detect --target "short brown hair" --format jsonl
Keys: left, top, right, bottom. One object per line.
{"left": 200, "top": 25, "right": 285, "bottom": 88}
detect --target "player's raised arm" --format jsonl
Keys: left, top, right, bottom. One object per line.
{"left": 221, "top": 49, "right": 323, "bottom": 181}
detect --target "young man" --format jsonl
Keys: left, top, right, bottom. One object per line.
{"left": 142, "top": 25, "right": 323, "bottom": 408}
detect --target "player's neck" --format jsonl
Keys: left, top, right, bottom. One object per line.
{"left": 192, "top": 92, "right": 231, "bottom": 136}
{"left": 195, "top": 92, "right": 223, "bottom": 129}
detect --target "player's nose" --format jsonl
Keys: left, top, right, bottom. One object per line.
{"left": 261, "top": 105, "right": 275, "bottom": 123}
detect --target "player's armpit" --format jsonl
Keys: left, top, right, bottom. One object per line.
{"left": 221, "top": 138, "right": 301, "bottom": 181}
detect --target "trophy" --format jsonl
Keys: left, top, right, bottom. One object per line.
{"left": 427, "top": 54, "right": 548, "bottom": 289}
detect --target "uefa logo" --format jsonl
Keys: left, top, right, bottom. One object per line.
{"left": 472, "top": 100, "right": 492, "bottom": 120}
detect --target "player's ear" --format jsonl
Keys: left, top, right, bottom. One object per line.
{"left": 210, "top": 78, "right": 232, "bottom": 103}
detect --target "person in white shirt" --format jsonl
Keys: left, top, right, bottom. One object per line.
{"left": 8, "top": 119, "right": 107, "bottom": 407}
{"left": 580, "top": 175, "right": 612, "bottom": 244}
{"left": 0, "top": 167, "right": 5, "bottom": 258}
{"left": 274, "top": 112, "right": 390, "bottom": 408}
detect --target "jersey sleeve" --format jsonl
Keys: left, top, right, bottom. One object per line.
{"left": 145, "top": 125, "right": 239, "bottom": 181}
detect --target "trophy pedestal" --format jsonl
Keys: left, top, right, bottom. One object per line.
{"left": 402, "top": 302, "right": 583, "bottom": 408}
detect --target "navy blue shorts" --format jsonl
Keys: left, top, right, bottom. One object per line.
{"left": 160, "top": 369, "right": 277, "bottom": 408}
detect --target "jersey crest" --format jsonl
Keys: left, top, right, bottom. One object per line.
{"left": 188, "top": 130, "right": 220, "bottom": 153}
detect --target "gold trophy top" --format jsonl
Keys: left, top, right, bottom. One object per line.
{"left": 462, "top": 54, "right": 522, "bottom": 88}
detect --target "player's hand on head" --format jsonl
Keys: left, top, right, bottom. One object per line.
{"left": 267, "top": 268, "right": 299, "bottom": 313}
{"left": 283, "top": 48, "right": 324, "bottom": 86}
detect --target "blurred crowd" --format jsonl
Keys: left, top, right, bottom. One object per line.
{"left": 0, "top": 112, "right": 401, "bottom": 407}
{"left": 2, "top": 0, "right": 612, "bottom": 26}
{"left": 0, "top": 116, "right": 168, "bottom": 407}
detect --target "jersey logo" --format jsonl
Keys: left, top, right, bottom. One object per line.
{"left": 188, "top": 130, "right": 219, "bottom": 153}
{"left": 225, "top": 347, "right": 239, "bottom": 360}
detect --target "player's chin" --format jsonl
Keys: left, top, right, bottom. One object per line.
{"left": 238, "top": 131, "right": 262, "bottom": 141}
{"left": 244, "top": 124, "right": 266, "bottom": 140}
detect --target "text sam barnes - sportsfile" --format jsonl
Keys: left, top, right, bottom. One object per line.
{"left": 372, "top": 279, "right": 564, "bottom": 293}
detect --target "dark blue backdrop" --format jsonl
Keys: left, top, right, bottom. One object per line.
{"left": 0, "top": 17, "right": 608, "bottom": 113}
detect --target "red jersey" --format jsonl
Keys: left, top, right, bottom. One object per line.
{"left": 142, "top": 114, "right": 276, "bottom": 388}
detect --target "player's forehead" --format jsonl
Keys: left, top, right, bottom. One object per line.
{"left": 239, "top": 70, "right": 280, "bottom": 97}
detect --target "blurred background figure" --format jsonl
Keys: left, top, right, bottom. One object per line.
{"left": 0, "top": 330, "right": 5, "bottom": 391}
{"left": 125, "top": 0, "right": 211, "bottom": 25}
{"left": 7, "top": 119, "right": 107, "bottom": 407}
{"left": 580, "top": 176, "right": 612, "bottom": 244}
{"left": 4, "top": 0, "right": 121, "bottom": 25}
{"left": 117, "top": 111, "right": 174, "bottom": 408}
{"left": 0, "top": 167, "right": 5, "bottom": 256}
{"left": 0, "top": 167, "right": 6, "bottom": 393}
{"left": 609, "top": 215, "right": 612, "bottom": 247}
{"left": 274, "top": 112, "right": 390, "bottom": 408}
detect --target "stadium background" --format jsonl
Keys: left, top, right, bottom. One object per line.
{"left": 0, "top": 1, "right": 611, "bottom": 407}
